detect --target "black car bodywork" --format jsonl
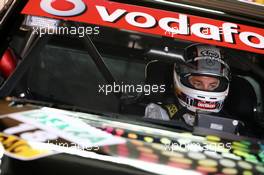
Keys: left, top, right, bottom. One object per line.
{"left": 0, "top": 0, "right": 264, "bottom": 175}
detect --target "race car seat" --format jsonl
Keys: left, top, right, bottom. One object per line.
{"left": 0, "top": 74, "right": 4, "bottom": 85}
{"left": 224, "top": 75, "right": 258, "bottom": 123}
{"left": 143, "top": 60, "right": 174, "bottom": 103}
{"left": 119, "top": 61, "right": 174, "bottom": 116}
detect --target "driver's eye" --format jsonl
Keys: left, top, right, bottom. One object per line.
{"left": 193, "top": 82, "right": 202, "bottom": 89}
{"left": 208, "top": 84, "right": 217, "bottom": 91}
{"left": 191, "top": 81, "right": 218, "bottom": 91}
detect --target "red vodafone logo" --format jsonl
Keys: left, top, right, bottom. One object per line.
{"left": 40, "top": 0, "right": 86, "bottom": 17}
{"left": 23, "top": 0, "right": 264, "bottom": 54}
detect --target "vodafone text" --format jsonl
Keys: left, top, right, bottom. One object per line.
{"left": 97, "top": 7, "right": 263, "bottom": 49}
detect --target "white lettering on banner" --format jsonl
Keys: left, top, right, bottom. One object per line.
{"left": 222, "top": 23, "right": 239, "bottom": 43}
{"left": 40, "top": 0, "right": 86, "bottom": 17}
{"left": 159, "top": 15, "right": 188, "bottom": 35}
{"left": 20, "top": 130, "right": 58, "bottom": 142}
{"left": 96, "top": 6, "right": 126, "bottom": 23}
{"left": 191, "top": 23, "right": 221, "bottom": 41}
{"left": 96, "top": 6, "right": 156, "bottom": 28}
{"left": 239, "top": 32, "right": 264, "bottom": 49}
{"left": 4, "top": 123, "right": 37, "bottom": 135}
{"left": 3, "top": 120, "right": 60, "bottom": 143}
{"left": 96, "top": 8, "right": 264, "bottom": 48}
{"left": 125, "top": 12, "right": 156, "bottom": 28}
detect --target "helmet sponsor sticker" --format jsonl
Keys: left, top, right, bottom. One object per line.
{"left": 197, "top": 45, "right": 221, "bottom": 59}
{"left": 197, "top": 101, "right": 216, "bottom": 109}
{"left": 200, "top": 50, "right": 221, "bottom": 59}
{"left": 22, "top": 0, "right": 264, "bottom": 54}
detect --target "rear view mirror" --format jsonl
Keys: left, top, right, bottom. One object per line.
{"left": 145, "top": 46, "right": 185, "bottom": 64}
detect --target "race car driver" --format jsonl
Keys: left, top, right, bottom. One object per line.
{"left": 144, "top": 44, "right": 231, "bottom": 126}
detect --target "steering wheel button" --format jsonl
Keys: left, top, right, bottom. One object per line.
{"left": 160, "top": 138, "right": 171, "bottom": 145}
{"left": 204, "top": 151, "right": 222, "bottom": 159}
{"left": 128, "top": 133, "right": 138, "bottom": 139}
{"left": 222, "top": 168, "right": 238, "bottom": 175}
{"left": 198, "top": 159, "right": 217, "bottom": 167}
{"left": 232, "top": 141, "right": 249, "bottom": 149}
{"left": 206, "top": 135, "right": 221, "bottom": 142}
{"left": 256, "top": 165, "right": 264, "bottom": 173}
{"left": 162, "top": 151, "right": 184, "bottom": 158}
{"left": 222, "top": 152, "right": 241, "bottom": 160}
{"left": 188, "top": 152, "right": 206, "bottom": 160}
{"left": 238, "top": 161, "right": 253, "bottom": 170}
{"left": 243, "top": 171, "right": 253, "bottom": 175}
{"left": 196, "top": 166, "right": 217, "bottom": 173}
{"left": 219, "top": 159, "right": 236, "bottom": 168}
{"left": 144, "top": 137, "right": 154, "bottom": 143}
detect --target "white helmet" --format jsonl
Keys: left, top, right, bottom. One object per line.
{"left": 173, "top": 44, "right": 231, "bottom": 113}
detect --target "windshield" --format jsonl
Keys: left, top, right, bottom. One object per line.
{"left": 1, "top": 11, "right": 264, "bottom": 139}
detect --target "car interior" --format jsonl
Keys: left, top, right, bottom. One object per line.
{"left": 1, "top": 23, "right": 264, "bottom": 138}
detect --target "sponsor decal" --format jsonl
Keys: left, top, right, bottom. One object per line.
{"left": 239, "top": 0, "right": 264, "bottom": 6}
{"left": 201, "top": 50, "right": 220, "bottom": 59}
{"left": 197, "top": 101, "right": 216, "bottom": 109}
{"left": 22, "top": 0, "right": 264, "bottom": 54}
{"left": 0, "top": 132, "right": 55, "bottom": 160}
{"left": 40, "top": 0, "right": 86, "bottom": 17}
{"left": 164, "top": 104, "right": 178, "bottom": 119}
{"left": 5, "top": 108, "right": 125, "bottom": 148}
{"left": 0, "top": 116, "right": 59, "bottom": 160}
{"left": 0, "top": 108, "right": 125, "bottom": 160}
{"left": 210, "top": 123, "right": 223, "bottom": 131}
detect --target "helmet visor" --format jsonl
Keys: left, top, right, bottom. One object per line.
{"left": 177, "top": 56, "right": 230, "bottom": 92}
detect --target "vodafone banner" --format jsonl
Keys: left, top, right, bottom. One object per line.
{"left": 22, "top": 0, "right": 264, "bottom": 54}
